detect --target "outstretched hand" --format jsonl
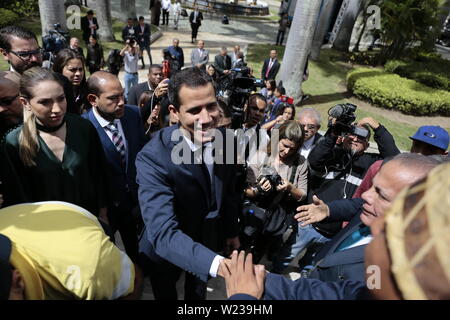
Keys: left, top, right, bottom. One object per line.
{"left": 295, "top": 195, "right": 330, "bottom": 227}
{"left": 221, "top": 251, "right": 266, "bottom": 299}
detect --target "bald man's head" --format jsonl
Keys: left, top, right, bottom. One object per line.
{"left": 87, "top": 71, "right": 120, "bottom": 97}
{"left": 86, "top": 71, "right": 125, "bottom": 121}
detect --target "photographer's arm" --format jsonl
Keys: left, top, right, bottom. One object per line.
{"left": 307, "top": 134, "right": 338, "bottom": 172}
{"left": 358, "top": 117, "right": 399, "bottom": 158}
{"left": 119, "top": 45, "right": 128, "bottom": 57}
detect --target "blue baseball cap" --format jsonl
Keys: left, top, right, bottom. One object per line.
{"left": 410, "top": 126, "right": 449, "bottom": 151}
{"left": 0, "top": 234, "right": 12, "bottom": 300}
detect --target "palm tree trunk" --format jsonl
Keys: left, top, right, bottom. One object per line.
{"left": 311, "top": 0, "right": 336, "bottom": 61}
{"left": 120, "top": 0, "right": 137, "bottom": 22}
{"left": 278, "top": 0, "right": 322, "bottom": 103}
{"left": 95, "top": 0, "right": 115, "bottom": 42}
{"left": 38, "top": 0, "right": 68, "bottom": 36}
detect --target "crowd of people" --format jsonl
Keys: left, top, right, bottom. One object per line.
{"left": 0, "top": 22, "right": 449, "bottom": 301}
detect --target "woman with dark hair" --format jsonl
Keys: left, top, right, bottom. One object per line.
{"left": 206, "top": 64, "right": 219, "bottom": 90}
{"left": 0, "top": 67, "right": 111, "bottom": 222}
{"left": 243, "top": 120, "right": 308, "bottom": 262}
{"left": 53, "top": 48, "right": 89, "bottom": 114}
{"left": 261, "top": 103, "right": 295, "bottom": 132}
{"left": 86, "top": 35, "right": 104, "bottom": 74}
{"left": 260, "top": 79, "right": 276, "bottom": 102}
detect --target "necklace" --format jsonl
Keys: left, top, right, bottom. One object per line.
{"left": 36, "top": 117, "right": 66, "bottom": 133}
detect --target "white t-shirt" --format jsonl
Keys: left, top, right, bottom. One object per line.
{"left": 124, "top": 50, "right": 139, "bottom": 73}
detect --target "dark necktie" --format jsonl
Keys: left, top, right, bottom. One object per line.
{"left": 106, "top": 122, "right": 126, "bottom": 167}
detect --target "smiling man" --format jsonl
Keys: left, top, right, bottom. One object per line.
{"left": 290, "top": 153, "right": 440, "bottom": 283}
{"left": 135, "top": 67, "right": 240, "bottom": 300}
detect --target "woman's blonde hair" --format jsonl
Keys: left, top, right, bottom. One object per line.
{"left": 18, "top": 67, "right": 63, "bottom": 166}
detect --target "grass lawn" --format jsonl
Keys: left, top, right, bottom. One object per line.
{"left": 0, "top": 11, "right": 159, "bottom": 74}
{"left": 246, "top": 44, "right": 450, "bottom": 151}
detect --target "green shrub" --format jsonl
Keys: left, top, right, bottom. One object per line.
{"left": 5, "top": 0, "right": 38, "bottom": 18}
{"left": 347, "top": 68, "right": 450, "bottom": 116}
{"left": 384, "top": 56, "right": 450, "bottom": 91}
{"left": 0, "top": 9, "right": 19, "bottom": 29}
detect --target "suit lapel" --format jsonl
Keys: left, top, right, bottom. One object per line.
{"left": 119, "top": 110, "right": 131, "bottom": 172}
{"left": 329, "top": 216, "right": 363, "bottom": 254}
{"left": 89, "top": 110, "right": 123, "bottom": 172}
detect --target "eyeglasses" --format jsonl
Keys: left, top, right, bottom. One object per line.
{"left": 9, "top": 48, "right": 43, "bottom": 61}
{"left": 347, "top": 134, "right": 367, "bottom": 143}
{"left": 301, "top": 124, "right": 317, "bottom": 130}
{"left": 0, "top": 94, "right": 19, "bottom": 107}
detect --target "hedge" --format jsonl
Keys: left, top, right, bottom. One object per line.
{"left": 347, "top": 68, "right": 450, "bottom": 116}
{"left": 385, "top": 58, "right": 450, "bottom": 91}
{"left": 0, "top": 9, "right": 19, "bottom": 29}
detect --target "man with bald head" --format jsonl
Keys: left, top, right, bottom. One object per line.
{"left": 0, "top": 71, "right": 22, "bottom": 139}
{"left": 83, "top": 71, "right": 146, "bottom": 262}
{"left": 221, "top": 153, "right": 441, "bottom": 300}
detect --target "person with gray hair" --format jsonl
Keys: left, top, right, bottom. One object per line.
{"left": 214, "top": 47, "right": 232, "bottom": 76}
{"left": 297, "top": 107, "right": 322, "bottom": 159}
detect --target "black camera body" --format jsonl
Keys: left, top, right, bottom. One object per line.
{"left": 327, "top": 103, "right": 369, "bottom": 139}
{"left": 218, "top": 68, "right": 265, "bottom": 129}
{"left": 257, "top": 173, "right": 283, "bottom": 196}
{"left": 126, "top": 36, "right": 136, "bottom": 46}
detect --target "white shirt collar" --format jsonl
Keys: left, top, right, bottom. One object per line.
{"left": 182, "top": 131, "right": 212, "bottom": 153}
{"left": 93, "top": 106, "right": 119, "bottom": 128}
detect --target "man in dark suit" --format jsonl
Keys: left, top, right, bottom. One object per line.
{"left": 221, "top": 153, "right": 440, "bottom": 299}
{"left": 213, "top": 47, "right": 232, "bottom": 76}
{"left": 83, "top": 71, "right": 147, "bottom": 262}
{"left": 293, "top": 153, "right": 439, "bottom": 283}
{"left": 127, "top": 64, "right": 163, "bottom": 106}
{"left": 122, "top": 18, "right": 136, "bottom": 42}
{"left": 261, "top": 49, "right": 281, "bottom": 80}
{"left": 69, "top": 37, "right": 84, "bottom": 57}
{"left": 136, "top": 67, "right": 241, "bottom": 300}
{"left": 81, "top": 10, "right": 99, "bottom": 45}
{"left": 189, "top": 7, "right": 203, "bottom": 43}
{"left": 135, "top": 16, "right": 152, "bottom": 69}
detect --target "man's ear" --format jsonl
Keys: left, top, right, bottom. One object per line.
{"left": 168, "top": 104, "right": 179, "bottom": 121}
{"left": 0, "top": 48, "right": 10, "bottom": 62}
{"left": 87, "top": 94, "right": 98, "bottom": 107}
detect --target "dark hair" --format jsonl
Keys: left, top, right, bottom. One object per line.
{"left": 87, "top": 10, "right": 94, "bottom": 15}
{"left": 218, "top": 99, "right": 232, "bottom": 118}
{"left": 89, "top": 34, "right": 97, "bottom": 40}
{"left": 276, "top": 86, "right": 286, "bottom": 95}
{"left": 53, "top": 48, "right": 86, "bottom": 74}
{"left": 139, "top": 16, "right": 144, "bottom": 20}
{"left": 0, "top": 26, "right": 38, "bottom": 52}
{"left": 267, "top": 79, "right": 276, "bottom": 91}
{"left": 248, "top": 93, "right": 267, "bottom": 106}
{"left": 168, "top": 67, "right": 215, "bottom": 110}
{"left": 149, "top": 64, "right": 162, "bottom": 72}
{"left": 277, "top": 103, "right": 295, "bottom": 120}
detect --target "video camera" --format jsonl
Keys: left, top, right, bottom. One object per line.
{"left": 217, "top": 67, "right": 265, "bottom": 129}
{"left": 126, "top": 36, "right": 137, "bottom": 46}
{"left": 327, "top": 103, "right": 369, "bottom": 139}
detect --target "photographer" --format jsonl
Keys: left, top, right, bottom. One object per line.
{"left": 307, "top": 105, "right": 400, "bottom": 238}
{"left": 242, "top": 121, "right": 308, "bottom": 263}
{"left": 120, "top": 37, "right": 141, "bottom": 102}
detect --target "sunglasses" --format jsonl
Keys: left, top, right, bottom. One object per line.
{"left": 9, "top": 48, "right": 43, "bottom": 61}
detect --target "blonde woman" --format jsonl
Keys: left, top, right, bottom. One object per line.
{"left": 1, "top": 67, "right": 111, "bottom": 222}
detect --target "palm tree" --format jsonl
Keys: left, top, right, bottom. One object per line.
{"left": 278, "top": 0, "right": 322, "bottom": 103}
{"left": 38, "top": 0, "right": 68, "bottom": 36}
{"left": 95, "top": 0, "right": 115, "bottom": 42}
{"left": 331, "top": 0, "right": 363, "bottom": 51}
{"left": 120, "top": 0, "right": 137, "bottom": 22}
{"left": 311, "top": 0, "right": 336, "bottom": 60}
